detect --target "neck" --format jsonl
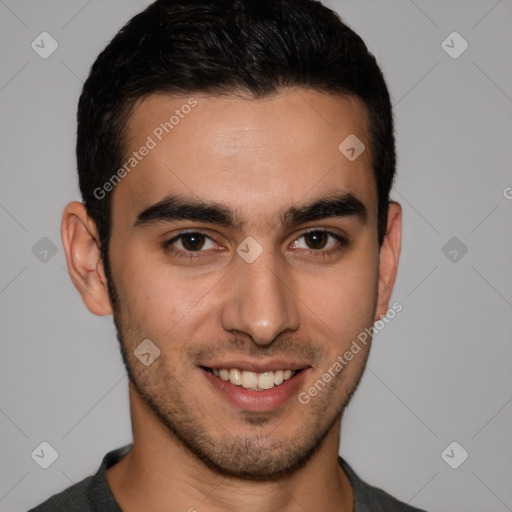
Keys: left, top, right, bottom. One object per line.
{"left": 107, "top": 383, "right": 354, "bottom": 512}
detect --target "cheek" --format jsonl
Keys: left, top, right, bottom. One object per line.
{"left": 296, "top": 250, "right": 379, "bottom": 342}
{"left": 112, "top": 248, "right": 223, "bottom": 338}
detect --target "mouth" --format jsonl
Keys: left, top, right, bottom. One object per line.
{"left": 201, "top": 366, "right": 304, "bottom": 391}
{"left": 199, "top": 363, "right": 311, "bottom": 412}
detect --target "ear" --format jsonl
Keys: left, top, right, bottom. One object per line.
{"left": 61, "top": 201, "right": 113, "bottom": 316}
{"left": 374, "top": 201, "right": 402, "bottom": 322}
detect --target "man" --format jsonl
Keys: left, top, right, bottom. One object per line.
{"left": 30, "top": 0, "right": 426, "bottom": 510}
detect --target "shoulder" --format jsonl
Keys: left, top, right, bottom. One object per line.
{"left": 28, "top": 445, "right": 131, "bottom": 512}
{"left": 338, "top": 456, "right": 429, "bottom": 512}
{"left": 27, "top": 476, "right": 94, "bottom": 512}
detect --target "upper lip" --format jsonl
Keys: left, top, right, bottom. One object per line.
{"left": 199, "top": 359, "right": 311, "bottom": 373}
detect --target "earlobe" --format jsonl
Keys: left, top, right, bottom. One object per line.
{"left": 61, "top": 201, "right": 113, "bottom": 316}
{"left": 375, "top": 201, "right": 402, "bottom": 322}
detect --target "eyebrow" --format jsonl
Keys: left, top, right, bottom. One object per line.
{"left": 283, "top": 193, "right": 367, "bottom": 226}
{"left": 133, "top": 192, "right": 367, "bottom": 230}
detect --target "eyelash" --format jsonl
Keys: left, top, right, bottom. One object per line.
{"left": 162, "top": 229, "right": 349, "bottom": 260}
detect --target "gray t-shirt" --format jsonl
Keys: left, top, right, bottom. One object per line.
{"left": 28, "top": 444, "right": 428, "bottom": 511}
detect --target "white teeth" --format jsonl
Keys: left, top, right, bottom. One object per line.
{"left": 241, "top": 371, "right": 259, "bottom": 389}
{"left": 273, "top": 370, "right": 284, "bottom": 386}
{"left": 258, "top": 371, "right": 275, "bottom": 390}
{"left": 229, "top": 368, "right": 242, "bottom": 386}
{"left": 210, "top": 367, "right": 297, "bottom": 390}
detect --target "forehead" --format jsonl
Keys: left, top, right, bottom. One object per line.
{"left": 114, "top": 89, "right": 376, "bottom": 228}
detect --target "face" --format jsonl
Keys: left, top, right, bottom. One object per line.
{"left": 90, "top": 89, "right": 395, "bottom": 479}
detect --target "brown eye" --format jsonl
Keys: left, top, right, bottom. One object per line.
{"left": 290, "top": 230, "right": 348, "bottom": 256}
{"left": 163, "top": 232, "right": 218, "bottom": 256}
{"left": 303, "top": 231, "right": 328, "bottom": 250}
{"left": 180, "top": 233, "right": 206, "bottom": 251}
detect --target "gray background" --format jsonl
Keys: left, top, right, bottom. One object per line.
{"left": 0, "top": 1, "right": 511, "bottom": 511}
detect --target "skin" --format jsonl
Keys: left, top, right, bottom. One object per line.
{"left": 62, "top": 88, "right": 401, "bottom": 512}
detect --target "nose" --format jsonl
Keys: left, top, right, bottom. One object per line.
{"left": 220, "top": 248, "right": 300, "bottom": 346}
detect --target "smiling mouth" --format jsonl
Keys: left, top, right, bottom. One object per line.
{"left": 201, "top": 366, "right": 305, "bottom": 391}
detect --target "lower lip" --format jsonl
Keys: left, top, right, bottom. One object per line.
{"left": 200, "top": 367, "right": 309, "bottom": 412}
